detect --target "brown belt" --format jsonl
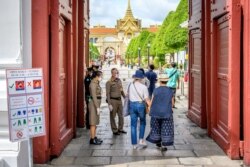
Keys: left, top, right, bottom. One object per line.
{"left": 111, "top": 97, "right": 121, "bottom": 100}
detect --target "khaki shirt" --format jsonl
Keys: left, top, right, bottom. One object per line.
{"left": 89, "top": 79, "right": 102, "bottom": 108}
{"left": 106, "top": 78, "right": 125, "bottom": 104}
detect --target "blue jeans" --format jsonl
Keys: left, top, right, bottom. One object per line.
{"left": 129, "top": 101, "right": 146, "bottom": 145}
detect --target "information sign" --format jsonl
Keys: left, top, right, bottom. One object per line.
{"left": 6, "top": 69, "right": 45, "bottom": 142}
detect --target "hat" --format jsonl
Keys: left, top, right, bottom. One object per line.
{"left": 132, "top": 70, "right": 144, "bottom": 79}
{"left": 158, "top": 74, "right": 169, "bottom": 82}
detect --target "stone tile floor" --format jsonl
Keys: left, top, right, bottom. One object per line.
{"left": 35, "top": 97, "right": 244, "bottom": 167}
{"left": 35, "top": 66, "right": 244, "bottom": 167}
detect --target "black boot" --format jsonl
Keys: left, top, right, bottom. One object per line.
{"left": 89, "top": 138, "right": 102, "bottom": 145}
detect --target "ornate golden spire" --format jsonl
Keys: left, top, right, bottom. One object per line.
{"left": 124, "top": 0, "right": 135, "bottom": 20}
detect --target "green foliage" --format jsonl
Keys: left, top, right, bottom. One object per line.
{"left": 125, "top": 0, "right": 188, "bottom": 67}
{"left": 164, "top": 0, "right": 188, "bottom": 50}
{"left": 89, "top": 43, "right": 100, "bottom": 60}
{"left": 126, "top": 30, "right": 156, "bottom": 66}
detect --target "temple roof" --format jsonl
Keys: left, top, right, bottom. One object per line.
{"left": 123, "top": 0, "right": 135, "bottom": 20}
{"left": 90, "top": 27, "right": 117, "bottom": 35}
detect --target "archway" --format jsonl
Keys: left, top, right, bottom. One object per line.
{"left": 104, "top": 46, "right": 117, "bottom": 64}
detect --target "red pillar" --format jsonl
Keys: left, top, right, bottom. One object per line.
{"left": 72, "top": 0, "right": 79, "bottom": 135}
{"left": 32, "top": 0, "right": 50, "bottom": 163}
{"left": 244, "top": 0, "right": 250, "bottom": 165}
{"left": 77, "top": 0, "right": 85, "bottom": 127}
{"left": 204, "top": 0, "right": 211, "bottom": 136}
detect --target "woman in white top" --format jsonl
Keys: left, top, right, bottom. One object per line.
{"left": 128, "top": 70, "right": 151, "bottom": 149}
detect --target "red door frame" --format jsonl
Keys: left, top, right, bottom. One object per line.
{"left": 243, "top": 0, "right": 250, "bottom": 165}
{"left": 50, "top": 0, "right": 74, "bottom": 156}
{"left": 210, "top": 0, "right": 241, "bottom": 159}
{"left": 32, "top": 0, "right": 86, "bottom": 163}
{"left": 32, "top": 0, "right": 51, "bottom": 163}
{"left": 188, "top": 0, "right": 207, "bottom": 128}
{"left": 204, "top": 0, "right": 212, "bottom": 136}
{"left": 77, "top": 0, "right": 85, "bottom": 127}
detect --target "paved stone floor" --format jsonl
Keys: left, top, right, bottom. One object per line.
{"left": 35, "top": 66, "right": 244, "bottom": 167}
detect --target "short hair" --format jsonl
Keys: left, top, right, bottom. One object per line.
{"left": 87, "top": 67, "right": 93, "bottom": 72}
{"left": 171, "top": 62, "right": 177, "bottom": 68}
{"left": 111, "top": 68, "right": 117, "bottom": 73}
{"left": 149, "top": 64, "right": 155, "bottom": 70}
{"left": 92, "top": 71, "right": 102, "bottom": 78}
{"left": 139, "top": 68, "right": 145, "bottom": 75}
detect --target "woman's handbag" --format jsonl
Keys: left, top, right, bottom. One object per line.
{"left": 133, "top": 83, "right": 150, "bottom": 114}
{"left": 123, "top": 83, "right": 131, "bottom": 117}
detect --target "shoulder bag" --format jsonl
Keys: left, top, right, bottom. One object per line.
{"left": 123, "top": 83, "right": 131, "bottom": 117}
{"left": 133, "top": 83, "right": 150, "bottom": 114}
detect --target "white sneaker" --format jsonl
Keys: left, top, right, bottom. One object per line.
{"left": 133, "top": 145, "right": 137, "bottom": 149}
{"left": 139, "top": 140, "right": 147, "bottom": 147}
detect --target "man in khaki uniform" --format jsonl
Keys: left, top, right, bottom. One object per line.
{"left": 106, "top": 68, "right": 126, "bottom": 135}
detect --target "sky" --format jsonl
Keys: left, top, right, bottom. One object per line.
{"left": 90, "top": 0, "right": 180, "bottom": 28}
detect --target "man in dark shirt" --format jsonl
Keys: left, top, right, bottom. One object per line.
{"left": 145, "top": 64, "right": 157, "bottom": 98}
{"left": 84, "top": 67, "right": 93, "bottom": 129}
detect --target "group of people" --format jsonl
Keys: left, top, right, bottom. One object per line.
{"left": 84, "top": 62, "right": 180, "bottom": 150}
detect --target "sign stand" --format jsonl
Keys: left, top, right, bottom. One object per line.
{"left": 28, "top": 138, "right": 33, "bottom": 167}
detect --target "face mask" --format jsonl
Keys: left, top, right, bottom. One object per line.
{"left": 115, "top": 74, "right": 119, "bottom": 78}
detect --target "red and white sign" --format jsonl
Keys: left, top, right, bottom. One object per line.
{"left": 6, "top": 68, "right": 46, "bottom": 142}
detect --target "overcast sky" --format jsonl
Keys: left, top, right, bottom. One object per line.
{"left": 90, "top": 0, "right": 180, "bottom": 28}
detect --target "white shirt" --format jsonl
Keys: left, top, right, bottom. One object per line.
{"left": 127, "top": 81, "right": 149, "bottom": 102}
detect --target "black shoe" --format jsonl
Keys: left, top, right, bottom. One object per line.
{"left": 89, "top": 138, "right": 102, "bottom": 145}
{"left": 95, "top": 137, "right": 103, "bottom": 143}
{"left": 113, "top": 132, "right": 120, "bottom": 135}
{"left": 118, "top": 130, "right": 127, "bottom": 134}
{"left": 156, "top": 143, "right": 161, "bottom": 148}
{"left": 161, "top": 146, "right": 168, "bottom": 151}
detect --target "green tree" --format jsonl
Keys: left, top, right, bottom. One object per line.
{"left": 89, "top": 43, "right": 100, "bottom": 60}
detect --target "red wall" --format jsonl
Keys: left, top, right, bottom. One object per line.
{"left": 243, "top": 0, "right": 250, "bottom": 165}
{"left": 32, "top": 0, "right": 88, "bottom": 163}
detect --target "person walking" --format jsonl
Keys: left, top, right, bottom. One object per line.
{"left": 146, "top": 74, "right": 174, "bottom": 151}
{"left": 138, "top": 68, "right": 150, "bottom": 88}
{"left": 88, "top": 70, "right": 103, "bottom": 145}
{"left": 84, "top": 67, "right": 93, "bottom": 129}
{"left": 145, "top": 64, "right": 157, "bottom": 98}
{"left": 106, "top": 68, "right": 126, "bottom": 135}
{"left": 128, "top": 70, "right": 151, "bottom": 149}
{"left": 165, "top": 62, "right": 180, "bottom": 108}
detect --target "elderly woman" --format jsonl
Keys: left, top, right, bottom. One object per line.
{"left": 146, "top": 74, "right": 174, "bottom": 151}
{"left": 88, "top": 70, "right": 103, "bottom": 145}
{"left": 128, "top": 70, "right": 151, "bottom": 149}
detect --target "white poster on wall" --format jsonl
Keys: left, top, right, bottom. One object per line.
{"left": 6, "top": 68, "right": 46, "bottom": 142}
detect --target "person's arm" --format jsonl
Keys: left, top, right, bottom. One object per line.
{"left": 119, "top": 79, "right": 126, "bottom": 98}
{"left": 177, "top": 71, "right": 180, "bottom": 89}
{"left": 149, "top": 95, "right": 154, "bottom": 108}
{"left": 90, "top": 83, "right": 99, "bottom": 109}
{"left": 143, "top": 86, "right": 151, "bottom": 106}
{"left": 106, "top": 81, "right": 112, "bottom": 105}
{"left": 153, "top": 73, "right": 157, "bottom": 83}
{"left": 172, "top": 97, "right": 175, "bottom": 108}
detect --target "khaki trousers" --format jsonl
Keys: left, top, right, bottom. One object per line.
{"left": 110, "top": 99, "right": 124, "bottom": 132}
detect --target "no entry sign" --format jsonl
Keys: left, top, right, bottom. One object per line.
{"left": 6, "top": 68, "right": 46, "bottom": 142}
